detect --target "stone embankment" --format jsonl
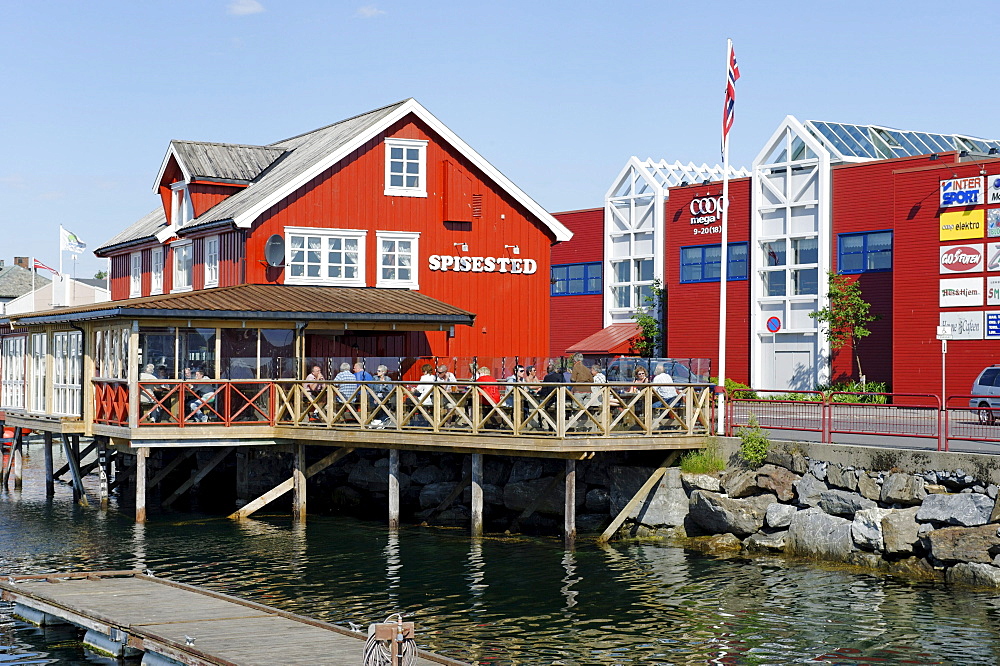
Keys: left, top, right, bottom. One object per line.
{"left": 617, "top": 440, "right": 1000, "bottom": 588}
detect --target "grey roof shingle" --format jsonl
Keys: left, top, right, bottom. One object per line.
{"left": 0, "top": 265, "right": 52, "bottom": 299}
{"left": 97, "top": 99, "right": 409, "bottom": 254}
{"left": 171, "top": 141, "right": 286, "bottom": 182}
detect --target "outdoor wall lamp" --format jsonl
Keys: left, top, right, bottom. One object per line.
{"left": 453, "top": 242, "right": 468, "bottom": 252}
{"left": 504, "top": 244, "right": 520, "bottom": 255}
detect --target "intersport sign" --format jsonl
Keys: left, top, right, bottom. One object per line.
{"left": 940, "top": 243, "right": 984, "bottom": 273}
{"left": 940, "top": 177, "right": 984, "bottom": 208}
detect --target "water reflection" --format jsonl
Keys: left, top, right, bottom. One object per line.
{"left": 3, "top": 451, "right": 1000, "bottom": 664}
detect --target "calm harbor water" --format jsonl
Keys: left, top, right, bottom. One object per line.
{"left": 2, "top": 445, "right": 1000, "bottom": 665}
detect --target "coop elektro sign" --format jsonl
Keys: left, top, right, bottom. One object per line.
{"left": 940, "top": 176, "right": 984, "bottom": 207}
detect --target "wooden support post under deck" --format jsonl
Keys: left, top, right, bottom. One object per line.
{"left": 12, "top": 428, "right": 24, "bottom": 489}
{"left": 470, "top": 453, "right": 483, "bottom": 538}
{"left": 135, "top": 447, "right": 148, "bottom": 523}
{"left": 564, "top": 459, "right": 576, "bottom": 549}
{"left": 2, "top": 427, "right": 20, "bottom": 489}
{"left": 53, "top": 441, "right": 98, "bottom": 481}
{"left": 43, "top": 432, "right": 54, "bottom": 497}
{"left": 596, "top": 451, "right": 679, "bottom": 544}
{"left": 388, "top": 448, "right": 400, "bottom": 531}
{"left": 229, "top": 448, "right": 353, "bottom": 520}
{"left": 97, "top": 438, "right": 109, "bottom": 509}
{"left": 61, "top": 434, "right": 88, "bottom": 507}
{"left": 292, "top": 443, "right": 306, "bottom": 521}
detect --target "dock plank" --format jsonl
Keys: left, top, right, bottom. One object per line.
{"left": 0, "top": 571, "right": 464, "bottom": 666}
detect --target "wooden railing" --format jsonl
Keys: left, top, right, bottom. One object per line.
{"left": 94, "top": 378, "right": 129, "bottom": 426}
{"left": 123, "top": 379, "right": 712, "bottom": 437}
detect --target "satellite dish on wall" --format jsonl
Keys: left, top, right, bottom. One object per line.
{"left": 264, "top": 235, "right": 285, "bottom": 267}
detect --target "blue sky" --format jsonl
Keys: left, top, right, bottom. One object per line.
{"left": 3, "top": 1, "right": 999, "bottom": 279}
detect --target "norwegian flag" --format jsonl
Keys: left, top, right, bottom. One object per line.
{"left": 722, "top": 41, "right": 740, "bottom": 153}
{"left": 33, "top": 259, "right": 59, "bottom": 275}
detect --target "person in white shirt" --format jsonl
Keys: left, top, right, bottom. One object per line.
{"left": 651, "top": 364, "right": 677, "bottom": 406}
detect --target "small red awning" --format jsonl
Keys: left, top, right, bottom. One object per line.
{"left": 566, "top": 323, "right": 641, "bottom": 355}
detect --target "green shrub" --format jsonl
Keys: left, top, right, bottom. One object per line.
{"left": 736, "top": 414, "right": 770, "bottom": 468}
{"left": 816, "top": 380, "right": 890, "bottom": 404}
{"left": 680, "top": 439, "right": 726, "bottom": 475}
{"left": 711, "top": 377, "right": 758, "bottom": 400}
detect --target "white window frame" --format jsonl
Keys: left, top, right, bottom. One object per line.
{"left": 376, "top": 231, "right": 420, "bottom": 289}
{"left": 170, "top": 183, "right": 193, "bottom": 227}
{"left": 285, "top": 227, "right": 366, "bottom": 287}
{"left": 129, "top": 251, "right": 142, "bottom": 298}
{"left": 384, "top": 138, "right": 428, "bottom": 198}
{"left": 150, "top": 246, "right": 164, "bottom": 295}
{"left": 1, "top": 335, "right": 26, "bottom": 410}
{"left": 52, "top": 331, "right": 82, "bottom": 417}
{"left": 172, "top": 240, "right": 193, "bottom": 293}
{"left": 204, "top": 235, "right": 220, "bottom": 288}
{"left": 29, "top": 333, "right": 46, "bottom": 413}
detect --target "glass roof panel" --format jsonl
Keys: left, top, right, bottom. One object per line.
{"left": 829, "top": 123, "right": 874, "bottom": 158}
{"left": 809, "top": 122, "right": 852, "bottom": 157}
{"left": 807, "top": 121, "right": 1000, "bottom": 160}
{"left": 844, "top": 125, "right": 879, "bottom": 158}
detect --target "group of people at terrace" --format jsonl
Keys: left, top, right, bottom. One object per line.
{"left": 296, "top": 353, "right": 681, "bottom": 430}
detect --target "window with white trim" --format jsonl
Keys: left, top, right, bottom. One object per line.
{"left": 172, "top": 241, "right": 193, "bottom": 292}
{"left": 204, "top": 235, "right": 220, "bottom": 287}
{"left": 285, "top": 227, "right": 366, "bottom": 287}
{"left": 376, "top": 231, "right": 419, "bottom": 289}
{"left": 170, "top": 183, "right": 193, "bottom": 227}
{"left": 129, "top": 251, "right": 142, "bottom": 297}
{"left": 52, "top": 331, "right": 82, "bottom": 417}
{"left": 1, "top": 336, "right": 26, "bottom": 410}
{"left": 151, "top": 246, "right": 164, "bottom": 295}
{"left": 384, "top": 138, "right": 428, "bottom": 198}
{"left": 29, "top": 333, "right": 46, "bottom": 413}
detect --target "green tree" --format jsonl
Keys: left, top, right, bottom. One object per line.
{"left": 809, "top": 271, "right": 879, "bottom": 382}
{"left": 94, "top": 270, "right": 108, "bottom": 280}
{"left": 631, "top": 278, "right": 664, "bottom": 357}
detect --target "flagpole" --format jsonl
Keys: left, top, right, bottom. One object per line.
{"left": 58, "top": 225, "right": 65, "bottom": 307}
{"left": 717, "top": 38, "right": 733, "bottom": 435}
{"left": 31, "top": 256, "right": 36, "bottom": 312}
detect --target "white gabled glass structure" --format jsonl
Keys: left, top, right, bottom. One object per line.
{"left": 604, "top": 158, "right": 749, "bottom": 328}
{"left": 751, "top": 116, "right": 1000, "bottom": 390}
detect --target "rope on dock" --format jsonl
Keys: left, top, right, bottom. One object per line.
{"left": 363, "top": 613, "right": 417, "bottom": 666}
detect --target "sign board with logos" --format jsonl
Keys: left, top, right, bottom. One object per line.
{"left": 989, "top": 175, "right": 1000, "bottom": 205}
{"left": 940, "top": 209, "right": 985, "bottom": 241}
{"left": 940, "top": 243, "right": 984, "bottom": 273}
{"left": 989, "top": 209, "right": 1000, "bottom": 238}
{"left": 988, "top": 276, "right": 1000, "bottom": 305}
{"left": 987, "top": 312, "right": 1000, "bottom": 339}
{"left": 940, "top": 176, "right": 984, "bottom": 207}
{"left": 939, "top": 311, "right": 985, "bottom": 340}
{"left": 987, "top": 243, "right": 1000, "bottom": 271}
{"left": 940, "top": 276, "right": 984, "bottom": 307}
{"left": 687, "top": 196, "right": 724, "bottom": 236}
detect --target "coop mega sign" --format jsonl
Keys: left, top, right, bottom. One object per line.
{"left": 688, "top": 195, "right": 724, "bottom": 236}
{"left": 940, "top": 176, "right": 984, "bottom": 208}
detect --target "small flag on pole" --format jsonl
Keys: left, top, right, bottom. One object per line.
{"left": 33, "top": 259, "right": 59, "bottom": 275}
{"left": 60, "top": 226, "right": 87, "bottom": 254}
{"left": 722, "top": 42, "right": 740, "bottom": 153}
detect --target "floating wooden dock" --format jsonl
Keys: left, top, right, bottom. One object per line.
{"left": 0, "top": 570, "right": 466, "bottom": 665}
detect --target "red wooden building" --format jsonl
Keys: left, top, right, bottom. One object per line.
{"left": 96, "top": 99, "right": 571, "bottom": 363}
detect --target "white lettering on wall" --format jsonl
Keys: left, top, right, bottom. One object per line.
{"left": 428, "top": 255, "right": 537, "bottom": 275}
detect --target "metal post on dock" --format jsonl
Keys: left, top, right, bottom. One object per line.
{"left": 470, "top": 453, "right": 483, "bottom": 538}
{"left": 97, "top": 438, "right": 109, "bottom": 509}
{"left": 135, "top": 447, "right": 148, "bottom": 523}
{"left": 564, "top": 459, "right": 576, "bottom": 549}
{"left": 292, "top": 443, "right": 306, "bottom": 521}
{"left": 388, "top": 448, "right": 400, "bottom": 530}
{"left": 43, "top": 432, "right": 54, "bottom": 497}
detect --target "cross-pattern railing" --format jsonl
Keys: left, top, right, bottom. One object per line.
{"left": 101, "top": 379, "right": 714, "bottom": 437}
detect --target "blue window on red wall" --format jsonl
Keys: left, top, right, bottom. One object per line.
{"left": 838, "top": 231, "right": 892, "bottom": 273}
{"left": 551, "top": 262, "right": 602, "bottom": 295}
{"left": 680, "top": 243, "right": 748, "bottom": 283}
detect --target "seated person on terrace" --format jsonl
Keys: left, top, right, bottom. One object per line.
{"left": 333, "top": 363, "right": 359, "bottom": 403}
{"left": 187, "top": 368, "right": 218, "bottom": 422}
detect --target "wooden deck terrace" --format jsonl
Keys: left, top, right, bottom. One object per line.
{"left": 81, "top": 379, "right": 715, "bottom": 454}
{"left": 0, "top": 570, "right": 467, "bottom": 665}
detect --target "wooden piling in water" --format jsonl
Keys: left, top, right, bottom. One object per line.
{"left": 389, "top": 448, "right": 400, "bottom": 530}
{"left": 43, "top": 432, "right": 54, "bottom": 497}
{"left": 292, "top": 443, "right": 306, "bottom": 521}
{"left": 564, "top": 459, "right": 576, "bottom": 549}
{"left": 471, "top": 453, "right": 483, "bottom": 538}
{"left": 135, "top": 447, "right": 148, "bottom": 523}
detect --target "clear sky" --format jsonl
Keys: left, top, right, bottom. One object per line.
{"left": 3, "top": 0, "right": 999, "bottom": 280}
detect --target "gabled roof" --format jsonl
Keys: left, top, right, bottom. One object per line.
{"left": 98, "top": 98, "right": 571, "bottom": 255}
{"left": 6, "top": 283, "right": 476, "bottom": 327}
{"left": 0, "top": 265, "right": 52, "bottom": 299}
{"left": 97, "top": 207, "right": 167, "bottom": 255}
{"left": 154, "top": 141, "right": 287, "bottom": 186}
